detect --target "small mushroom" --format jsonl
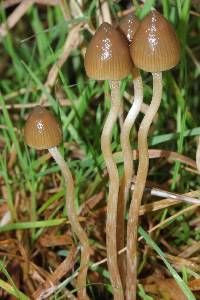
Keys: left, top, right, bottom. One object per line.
{"left": 24, "top": 106, "right": 62, "bottom": 150}
{"left": 24, "top": 106, "right": 90, "bottom": 300}
{"left": 118, "top": 13, "right": 140, "bottom": 44}
{"left": 84, "top": 22, "right": 132, "bottom": 300}
{"left": 126, "top": 10, "right": 180, "bottom": 300}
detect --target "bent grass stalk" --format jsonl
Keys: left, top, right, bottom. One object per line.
{"left": 117, "top": 68, "right": 143, "bottom": 288}
{"left": 48, "top": 147, "right": 90, "bottom": 300}
{"left": 126, "top": 72, "right": 162, "bottom": 300}
{"left": 101, "top": 80, "right": 124, "bottom": 300}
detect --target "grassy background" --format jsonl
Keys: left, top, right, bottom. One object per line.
{"left": 0, "top": 0, "right": 200, "bottom": 299}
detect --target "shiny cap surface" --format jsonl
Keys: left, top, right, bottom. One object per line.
{"left": 84, "top": 22, "right": 132, "bottom": 80}
{"left": 130, "top": 10, "right": 180, "bottom": 72}
{"left": 118, "top": 13, "right": 140, "bottom": 43}
{"left": 24, "top": 106, "right": 62, "bottom": 150}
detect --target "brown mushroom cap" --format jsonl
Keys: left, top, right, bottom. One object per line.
{"left": 84, "top": 22, "right": 132, "bottom": 80}
{"left": 130, "top": 10, "right": 180, "bottom": 72}
{"left": 24, "top": 106, "right": 62, "bottom": 150}
{"left": 118, "top": 13, "right": 140, "bottom": 44}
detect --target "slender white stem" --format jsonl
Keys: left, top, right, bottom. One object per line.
{"left": 117, "top": 69, "right": 143, "bottom": 289}
{"left": 121, "top": 70, "right": 143, "bottom": 205}
{"left": 131, "top": 184, "right": 200, "bottom": 204}
{"left": 126, "top": 72, "right": 163, "bottom": 300}
{"left": 196, "top": 136, "right": 200, "bottom": 173}
{"left": 0, "top": 211, "right": 12, "bottom": 226}
{"left": 101, "top": 80, "right": 124, "bottom": 300}
{"left": 48, "top": 147, "right": 90, "bottom": 300}
{"left": 150, "top": 188, "right": 198, "bottom": 203}
{"left": 101, "top": 0, "right": 112, "bottom": 24}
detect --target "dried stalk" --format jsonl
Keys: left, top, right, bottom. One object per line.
{"left": 39, "top": 23, "right": 83, "bottom": 105}
{"left": 93, "top": 189, "right": 200, "bottom": 269}
{"left": 0, "top": 0, "right": 34, "bottom": 38}
{"left": 32, "top": 245, "right": 77, "bottom": 300}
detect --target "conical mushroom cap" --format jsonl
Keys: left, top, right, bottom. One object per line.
{"left": 118, "top": 13, "right": 140, "bottom": 43}
{"left": 24, "top": 106, "right": 62, "bottom": 150}
{"left": 84, "top": 22, "right": 132, "bottom": 80}
{"left": 130, "top": 10, "right": 180, "bottom": 72}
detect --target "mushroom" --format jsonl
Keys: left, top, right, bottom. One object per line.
{"left": 118, "top": 13, "right": 140, "bottom": 45}
{"left": 24, "top": 106, "right": 90, "bottom": 300}
{"left": 126, "top": 10, "right": 180, "bottom": 300}
{"left": 84, "top": 22, "right": 132, "bottom": 300}
{"left": 117, "top": 12, "right": 143, "bottom": 290}
{"left": 119, "top": 14, "right": 142, "bottom": 192}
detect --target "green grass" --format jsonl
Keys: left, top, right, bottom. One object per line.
{"left": 139, "top": 227, "right": 196, "bottom": 299}
{"left": 0, "top": 0, "right": 199, "bottom": 298}
{"left": 0, "top": 259, "right": 30, "bottom": 300}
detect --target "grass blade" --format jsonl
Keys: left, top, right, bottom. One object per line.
{"left": 138, "top": 226, "right": 196, "bottom": 300}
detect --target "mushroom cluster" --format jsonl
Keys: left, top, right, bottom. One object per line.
{"left": 85, "top": 22, "right": 132, "bottom": 300}
{"left": 117, "top": 13, "right": 143, "bottom": 289}
{"left": 23, "top": 8, "right": 180, "bottom": 300}
{"left": 84, "top": 9, "right": 180, "bottom": 300}
{"left": 127, "top": 10, "right": 180, "bottom": 300}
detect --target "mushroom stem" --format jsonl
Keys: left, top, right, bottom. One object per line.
{"left": 117, "top": 68, "right": 143, "bottom": 289}
{"left": 126, "top": 72, "right": 162, "bottom": 300}
{"left": 48, "top": 146, "right": 90, "bottom": 300}
{"left": 121, "top": 69, "right": 143, "bottom": 191}
{"left": 101, "top": 80, "right": 124, "bottom": 300}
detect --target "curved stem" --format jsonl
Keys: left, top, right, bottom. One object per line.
{"left": 48, "top": 147, "right": 90, "bottom": 300}
{"left": 121, "top": 69, "right": 143, "bottom": 200}
{"left": 126, "top": 72, "right": 163, "bottom": 300}
{"left": 117, "top": 69, "right": 143, "bottom": 290}
{"left": 117, "top": 68, "right": 143, "bottom": 285}
{"left": 101, "top": 80, "right": 124, "bottom": 300}
{"left": 118, "top": 97, "right": 124, "bottom": 130}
